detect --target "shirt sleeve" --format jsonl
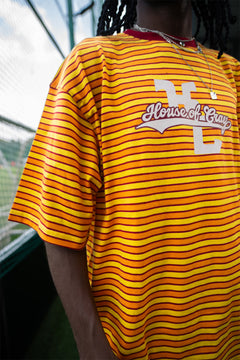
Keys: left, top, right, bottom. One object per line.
{"left": 8, "top": 84, "right": 102, "bottom": 249}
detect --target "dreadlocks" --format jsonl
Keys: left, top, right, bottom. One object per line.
{"left": 191, "top": 0, "right": 236, "bottom": 57}
{"left": 97, "top": 0, "right": 236, "bottom": 58}
{"left": 97, "top": 0, "right": 137, "bottom": 36}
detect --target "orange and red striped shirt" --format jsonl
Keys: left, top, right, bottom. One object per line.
{"left": 9, "top": 31, "right": 240, "bottom": 359}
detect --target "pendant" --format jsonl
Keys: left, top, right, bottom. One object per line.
{"left": 210, "top": 91, "right": 217, "bottom": 100}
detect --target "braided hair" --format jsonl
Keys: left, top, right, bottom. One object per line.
{"left": 97, "top": 0, "right": 236, "bottom": 58}
{"left": 191, "top": 0, "right": 236, "bottom": 57}
{"left": 97, "top": 0, "right": 137, "bottom": 36}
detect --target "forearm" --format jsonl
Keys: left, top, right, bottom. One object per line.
{"left": 45, "top": 243, "right": 117, "bottom": 360}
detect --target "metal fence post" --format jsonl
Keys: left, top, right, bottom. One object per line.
{"left": 67, "top": 0, "right": 75, "bottom": 49}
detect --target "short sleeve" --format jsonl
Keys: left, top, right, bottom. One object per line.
{"left": 8, "top": 85, "right": 102, "bottom": 249}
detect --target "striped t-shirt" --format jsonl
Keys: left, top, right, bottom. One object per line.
{"left": 9, "top": 31, "right": 240, "bottom": 359}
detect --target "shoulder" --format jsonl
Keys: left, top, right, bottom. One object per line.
{"left": 218, "top": 52, "right": 240, "bottom": 85}
{"left": 51, "top": 33, "right": 133, "bottom": 89}
{"left": 219, "top": 52, "right": 240, "bottom": 69}
{"left": 201, "top": 46, "right": 240, "bottom": 89}
{"left": 203, "top": 46, "right": 240, "bottom": 69}
{"left": 71, "top": 33, "right": 133, "bottom": 57}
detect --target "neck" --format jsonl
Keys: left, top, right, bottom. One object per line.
{"left": 136, "top": 0, "right": 192, "bottom": 38}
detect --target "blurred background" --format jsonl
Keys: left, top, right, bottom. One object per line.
{"left": 0, "top": 1, "right": 239, "bottom": 359}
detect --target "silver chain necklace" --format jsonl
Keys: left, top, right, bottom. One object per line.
{"left": 133, "top": 24, "right": 201, "bottom": 53}
{"left": 133, "top": 24, "right": 217, "bottom": 100}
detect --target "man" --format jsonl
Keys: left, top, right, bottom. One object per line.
{"left": 9, "top": 0, "right": 240, "bottom": 359}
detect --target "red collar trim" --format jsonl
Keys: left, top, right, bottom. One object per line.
{"left": 124, "top": 29, "right": 197, "bottom": 48}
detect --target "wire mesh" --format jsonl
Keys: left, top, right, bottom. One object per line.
{"left": 0, "top": 0, "right": 66, "bottom": 130}
{"left": 0, "top": 116, "right": 35, "bottom": 250}
{"left": 0, "top": 0, "right": 67, "bottom": 250}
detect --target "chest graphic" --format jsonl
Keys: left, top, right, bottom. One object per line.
{"left": 136, "top": 80, "right": 231, "bottom": 155}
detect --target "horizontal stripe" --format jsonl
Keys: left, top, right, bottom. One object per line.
{"left": 9, "top": 32, "right": 240, "bottom": 359}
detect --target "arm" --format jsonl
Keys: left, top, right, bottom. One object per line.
{"left": 45, "top": 243, "right": 118, "bottom": 360}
